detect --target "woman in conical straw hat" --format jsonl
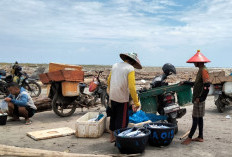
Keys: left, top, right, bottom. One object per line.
{"left": 107, "top": 53, "right": 142, "bottom": 142}
{"left": 182, "top": 50, "right": 211, "bottom": 145}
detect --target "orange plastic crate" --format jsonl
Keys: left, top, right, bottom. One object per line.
{"left": 40, "top": 70, "right": 84, "bottom": 83}
{"left": 49, "top": 62, "right": 82, "bottom": 72}
{"left": 39, "top": 73, "right": 50, "bottom": 84}
{"left": 62, "top": 81, "right": 80, "bottom": 96}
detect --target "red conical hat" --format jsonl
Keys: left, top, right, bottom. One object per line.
{"left": 186, "top": 50, "right": 211, "bottom": 63}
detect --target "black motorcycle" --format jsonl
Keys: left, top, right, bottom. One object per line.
{"left": 149, "top": 63, "right": 186, "bottom": 133}
{"left": 91, "top": 71, "right": 109, "bottom": 108}
{"left": 0, "top": 70, "right": 8, "bottom": 97}
{"left": 50, "top": 70, "right": 109, "bottom": 117}
{"left": 0, "top": 69, "right": 41, "bottom": 98}
{"left": 19, "top": 72, "right": 41, "bottom": 97}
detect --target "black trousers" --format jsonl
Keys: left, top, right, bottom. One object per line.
{"left": 109, "top": 100, "right": 129, "bottom": 131}
{"left": 188, "top": 116, "right": 203, "bottom": 139}
{"left": 13, "top": 104, "right": 36, "bottom": 118}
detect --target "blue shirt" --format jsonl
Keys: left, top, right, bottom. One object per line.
{"left": 8, "top": 87, "right": 28, "bottom": 107}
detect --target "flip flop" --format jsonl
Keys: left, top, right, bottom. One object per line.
{"left": 25, "top": 120, "right": 32, "bottom": 125}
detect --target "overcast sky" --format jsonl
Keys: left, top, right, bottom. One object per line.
{"left": 0, "top": 0, "right": 231, "bottom": 67}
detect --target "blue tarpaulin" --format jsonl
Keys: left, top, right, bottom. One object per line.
{"left": 129, "top": 110, "right": 167, "bottom": 124}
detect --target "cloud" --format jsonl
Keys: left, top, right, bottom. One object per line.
{"left": 0, "top": 0, "right": 231, "bottom": 66}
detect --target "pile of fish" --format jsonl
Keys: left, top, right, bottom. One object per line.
{"left": 0, "top": 113, "right": 8, "bottom": 116}
{"left": 118, "top": 128, "right": 146, "bottom": 137}
{"left": 148, "top": 124, "right": 170, "bottom": 129}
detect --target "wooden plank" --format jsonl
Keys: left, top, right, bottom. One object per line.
{"left": 27, "top": 127, "right": 75, "bottom": 141}
{"left": 179, "top": 130, "right": 190, "bottom": 140}
{"left": 0, "top": 144, "right": 111, "bottom": 157}
{"left": 128, "top": 120, "right": 152, "bottom": 128}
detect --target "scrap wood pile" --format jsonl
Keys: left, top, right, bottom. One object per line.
{"left": 33, "top": 97, "right": 52, "bottom": 112}
{"left": 1, "top": 63, "right": 231, "bottom": 86}
{"left": 209, "top": 70, "right": 232, "bottom": 84}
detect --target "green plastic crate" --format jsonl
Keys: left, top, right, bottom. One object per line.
{"left": 138, "top": 84, "right": 192, "bottom": 113}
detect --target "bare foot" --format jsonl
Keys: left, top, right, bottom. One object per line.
{"left": 110, "top": 138, "right": 116, "bottom": 143}
{"left": 181, "top": 138, "right": 192, "bottom": 145}
{"left": 192, "top": 137, "right": 204, "bottom": 142}
{"left": 109, "top": 130, "right": 116, "bottom": 143}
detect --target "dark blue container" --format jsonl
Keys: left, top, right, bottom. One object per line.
{"left": 114, "top": 127, "right": 150, "bottom": 154}
{"left": 144, "top": 122, "right": 176, "bottom": 147}
{"left": 0, "top": 114, "right": 7, "bottom": 125}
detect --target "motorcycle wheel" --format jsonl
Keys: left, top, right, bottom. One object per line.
{"left": 0, "top": 82, "right": 9, "bottom": 98}
{"left": 101, "top": 91, "right": 109, "bottom": 108}
{"left": 215, "top": 98, "right": 225, "bottom": 113}
{"left": 52, "top": 93, "right": 77, "bottom": 117}
{"left": 24, "top": 81, "right": 41, "bottom": 97}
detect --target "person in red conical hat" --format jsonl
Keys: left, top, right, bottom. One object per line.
{"left": 186, "top": 50, "right": 211, "bottom": 63}
{"left": 182, "top": 50, "right": 211, "bottom": 145}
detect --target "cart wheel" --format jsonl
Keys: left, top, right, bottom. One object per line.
{"left": 52, "top": 93, "right": 77, "bottom": 117}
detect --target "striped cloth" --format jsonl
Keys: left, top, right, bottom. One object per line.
{"left": 192, "top": 101, "right": 205, "bottom": 117}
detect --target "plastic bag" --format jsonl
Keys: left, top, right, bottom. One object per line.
{"left": 129, "top": 110, "right": 149, "bottom": 123}
{"left": 89, "top": 78, "right": 98, "bottom": 92}
{"left": 0, "top": 100, "right": 8, "bottom": 112}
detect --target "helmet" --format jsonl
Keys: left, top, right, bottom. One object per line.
{"left": 5, "top": 75, "right": 13, "bottom": 83}
{"left": 187, "top": 50, "right": 210, "bottom": 63}
{"left": 162, "top": 63, "right": 176, "bottom": 76}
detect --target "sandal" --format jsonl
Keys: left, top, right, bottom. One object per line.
{"left": 25, "top": 120, "right": 32, "bottom": 125}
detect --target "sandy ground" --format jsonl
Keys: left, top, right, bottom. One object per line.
{"left": 0, "top": 94, "right": 232, "bottom": 156}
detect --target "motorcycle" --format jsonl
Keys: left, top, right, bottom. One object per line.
{"left": 211, "top": 82, "right": 232, "bottom": 113}
{"left": 50, "top": 70, "right": 109, "bottom": 117}
{"left": 0, "top": 70, "right": 8, "bottom": 97}
{"left": 0, "top": 69, "right": 41, "bottom": 98}
{"left": 90, "top": 71, "right": 109, "bottom": 108}
{"left": 19, "top": 72, "right": 42, "bottom": 97}
{"left": 139, "top": 63, "right": 186, "bottom": 133}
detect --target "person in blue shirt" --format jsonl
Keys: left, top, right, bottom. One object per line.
{"left": 4, "top": 82, "right": 37, "bottom": 125}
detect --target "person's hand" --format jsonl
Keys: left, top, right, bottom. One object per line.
{"left": 194, "top": 98, "right": 200, "bottom": 104}
{"left": 4, "top": 97, "right": 11, "bottom": 102}
{"left": 132, "top": 105, "right": 140, "bottom": 112}
{"left": 106, "top": 87, "right": 110, "bottom": 94}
